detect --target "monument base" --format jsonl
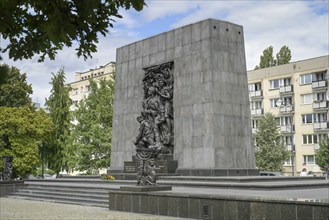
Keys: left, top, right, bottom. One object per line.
{"left": 120, "top": 185, "right": 172, "bottom": 192}
{"left": 176, "top": 168, "right": 259, "bottom": 176}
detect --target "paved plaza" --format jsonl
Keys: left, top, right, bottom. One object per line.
{"left": 0, "top": 197, "right": 187, "bottom": 220}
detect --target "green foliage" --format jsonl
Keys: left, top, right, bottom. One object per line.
{"left": 254, "top": 46, "right": 292, "bottom": 69}
{"left": 0, "top": 64, "right": 33, "bottom": 107}
{"left": 315, "top": 138, "right": 329, "bottom": 170}
{"left": 276, "top": 46, "right": 292, "bottom": 65}
{"left": 45, "top": 68, "right": 72, "bottom": 174}
{"left": 0, "top": 107, "right": 53, "bottom": 178}
{"left": 0, "top": 0, "right": 145, "bottom": 62}
{"left": 72, "top": 78, "right": 114, "bottom": 174}
{"left": 254, "top": 113, "right": 289, "bottom": 172}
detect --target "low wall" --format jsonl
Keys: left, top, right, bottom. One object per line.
{"left": 0, "top": 180, "right": 25, "bottom": 197}
{"left": 109, "top": 190, "right": 329, "bottom": 220}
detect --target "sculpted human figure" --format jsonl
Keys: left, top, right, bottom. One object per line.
{"left": 134, "top": 113, "right": 155, "bottom": 148}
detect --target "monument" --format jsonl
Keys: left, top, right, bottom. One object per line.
{"left": 109, "top": 18, "right": 258, "bottom": 178}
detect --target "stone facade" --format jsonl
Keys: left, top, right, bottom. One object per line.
{"left": 110, "top": 19, "right": 256, "bottom": 174}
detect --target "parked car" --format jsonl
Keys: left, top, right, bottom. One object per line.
{"left": 260, "top": 171, "right": 284, "bottom": 176}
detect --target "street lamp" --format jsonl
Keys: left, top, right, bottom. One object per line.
{"left": 276, "top": 99, "right": 295, "bottom": 176}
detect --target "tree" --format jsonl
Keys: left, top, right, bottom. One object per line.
{"left": 45, "top": 68, "right": 72, "bottom": 175}
{"left": 72, "top": 78, "right": 114, "bottom": 174}
{"left": 0, "top": 107, "right": 53, "bottom": 178}
{"left": 276, "top": 46, "right": 292, "bottom": 65}
{"left": 254, "top": 112, "right": 289, "bottom": 172}
{"left": 0, "top": 0, "right": 145, "bottom": 62}
{"left": 0, "top": 64, "right": 33, "bottom": 107}
{"left": 315, "top": 138, "right": 329, "bottom": 171}
{"left": 254, "top": 46, "right": 292, "bottom": 69}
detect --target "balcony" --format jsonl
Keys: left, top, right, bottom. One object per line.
{"left": 313, "top": 101, "right": 328, "bottom": 110}
{"left": 250, "top": 108, "right": 263, "bottom": 117}
{"left": 249, "top": 90, "right": 263, "bottom": 99}
{"left": 314, "top": 122, "right": 329, "bottom": 130}
{"left": 312, "top": 80, "right": 327, "bottom": 90}
{"left": 286, "top": 144, "right": 293, "bottom": 151}
{"left": 279, "top": 85, "right": 293, "bottom": 94}
{"left": 280, "top": 105, "right": 294, "bottom": 114}
{"left": 280, "top": 125, "right": 294, "bottom": 133}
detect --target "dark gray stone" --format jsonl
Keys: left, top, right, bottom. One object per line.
{"left": 266, "top": 203, "right": 282, "bottom": 220}
{"left": 313, "top": 206, "right": 329, "bottom": 220}
{"left": 132, "top": 194, "right": 141, "bottom": 213}
{"left": 158, "top": 196, "right": 168, "bottom": 215}
{"left": 189, "top": 198, "right": 200, "bottom": 219}
{"left": 281, "top": 204, "right": 297, "bottom": 220}
{"left": 108, "top": 193, "right": 116, "bottom": 210}
{"left": 116, "top": 193, "right": 124, "bottom": 211}
{"left": 122, "top": 194, "right": 132, "bottom": 212}
{"left": 178, "top": 197, "right": 189, "bottom": 218}
{"left": 250, "top": 202, "right": 266, "bottom": 220}
{"left": 211, "top": 200, "right": 225, "bottom": 220}
{"left": 120, "top": 185, "right": 172, "bottom": 192}
{"left": 224, "top": 200, "right": 238, "bottom": 220}
{"left": 168, "top": 197, "right": 179, "bottom": 217}
{"left": 149, "top": 195, "right": 159, "bottom": 215}
{"left": 140, "top": 195, "right": 150, "bottom": 214}
{"left": 201, "top": 199, "right": 212, "bottom": 220}
{"left": 237, "top": 201, "right": 251, "bottom": 220}
{"left": 297, "top": 205, "right": 313, "bottom": 220}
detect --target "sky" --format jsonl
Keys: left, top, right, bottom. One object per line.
{"left": 1, "top": 0, "right": 328, "bottom": 107}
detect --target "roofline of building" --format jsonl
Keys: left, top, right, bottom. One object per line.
{"left": 247, "top": 55, "right": 329, "bottom": 72}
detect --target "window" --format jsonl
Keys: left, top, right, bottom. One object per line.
{"left": 280, "top": 116, "right": 292, "bottom": 126}
{"left": 318, "top": 134, "right": 329, "bottom": 143}
{"left": 270, "top": 78, "right": 291, "bottom": 89}
{"left": 314, "top": 113, "right": 327, "bottom": 123}
{"left": 302, "top": 94, "right": 313, "bottom": 104}
{"left": 314, "top": 92, "right": 326, "bottom": 102}
{"left": 270, "top": 79, "right": 280, "bottom": 89}
{"left": 251, "top": 119, "right": 259, "bottom": 128}
{"left": 313, "top": 71, "right": 326, "bottom": 82}
{"left": 302, "top": 134, "right": 318, "bottom": 144}
{"left": 250, "top": 101, "right": 262, "bottom": 110}
{"left": 303, "top": 155, "right": 315, "bottom": 165}
{"left": 248, "top": 82, "right": 262, "bottom": 92}
{"left": 270, "top": 98, "right": 280, "bottom": 107}
{"left": 302, "top": 114, "right": 314, "bottom": 124}
{"left": 86, "top": 85, "right": 90, "bottom": 92}
{"left": 284, "top": 156, "right": 292, "bottom": 165}
{"left": 300, "top": 71, "right": 327, "bottom": 85}
{"left": 300, "top": 74, "right": 312, "bottom": 85}
{"left": 80, "top": 87, "right": 83, "bottom": 93}
{"left": 282, "top": 136, "right": 293, "bottom": 145}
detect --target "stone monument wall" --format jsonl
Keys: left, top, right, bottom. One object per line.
{"left": 110, "top": 19, "right": 256, "bottom": 175}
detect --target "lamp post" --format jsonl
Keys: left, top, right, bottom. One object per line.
{"left": 276, "top": 99, "right": 295, "bottom": 176}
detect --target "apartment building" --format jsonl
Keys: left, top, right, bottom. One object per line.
{"left": 67, "top": 62, "right": 115, "bottom": 112}
{"left": 247, "top": 55, "right": 329, "bottom": 176}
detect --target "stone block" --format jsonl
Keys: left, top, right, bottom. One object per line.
{"left": 149, "top": 196, "right": 159, "bottom": 215}
{"left": 189, "top": 198, "right": 200, "bottom": 219}
{"left": 297, "top": 205, "right": 313, "bottom": 220}
{"left": 224, "top": 200, "right": 238, "bottom": 219}
{"left": 313, "top": 206, "right": 329, "bottom": 220}
{"left": 123, "top": 194, "right": 132, "bottom": 212}
{"left": 250, "top": 202, "right": 267, "bottom": 220}
{"left": 159, "top": 196, "right": 168, "bottom": 215}
{"left": 266, "top": 203, "right": 282, "bottom": 220}
{"left": 166, "top": 31, "right": 174, "bottom": 50}
{"left": 140, "top": 195, "right": 150, "bottom": 213}
{"left": 131, "top": 194, "right": 140, "bottom": 213}
{"left": 168, "top": 197, "right": 179, "bottom": 217}
{"left": 108, "top": 193, "right": 116, "bottom": 209}
{"left": 116, "top": 193, "right": 124, "bottom": 211}
{"left": 281, "top": 203, "right": 297, "bottom": 220}
{"left": 211, "top": 200, "right": 225, "bottom": 219}
{"left": 179, "top": 197, "right": 189, "bottom": 218}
